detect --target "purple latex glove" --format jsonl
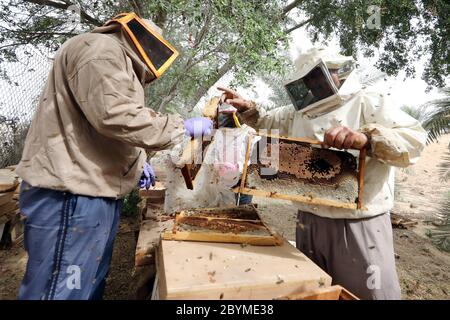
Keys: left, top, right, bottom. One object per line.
{"left": 139, "top": 162, "right": 155, "bottom": 189}
{"left": 184, "top": 117, "right": 213, "bottom": 138}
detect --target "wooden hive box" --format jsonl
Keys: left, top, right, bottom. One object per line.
{"left": 156, "top": 239, "right": 332, "bottom": 300}
{"left": 139, "top": 181, "right": 166, "bottom": 204}
{"left": 234, "top": 132, "right": 367, "bottom": 210}
{"left": 278, "top": 285, "right": 359, "bottom": 300}
{"left": 162, "top": 205, "right": 283, "bottom": 246}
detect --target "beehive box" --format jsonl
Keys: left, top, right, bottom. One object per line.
{"left": 234, "top": 133, "right": 366, "bottom": 210}
{"left": 156, "top": 239, "right": 332, "bottom": 300}
{"left": 163, "top": 205, "right": 283, "bottom": 246}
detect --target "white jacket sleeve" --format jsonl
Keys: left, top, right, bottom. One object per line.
{"left": 360, "top": 91, "right": 427, "bottom": 167}
{"left": 238, "top": 103, "right": 296, "bottom": 136}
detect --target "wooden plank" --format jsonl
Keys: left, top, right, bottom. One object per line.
{"left": 178, "top": 138, "right": 203, "bottom": 168}
{"left": 233, "top": 187, "right": 360, "bottom": 210}
{"left": 256, "top": 131, "right": 322, "bottom": 146}
{"left": 135, "top": 210, "right": 174, "bottom": 267}
{"left": 339, "top": 286, "right": 360, "bottom": 300}
{"left": 178, "top": 97, "right": 223, "bottom": 188}
{"left": 179, "top": 138, "right": 205, "bottom": 190}
{"left": 279, "top": 285, "right": 342, "bottom": 300}
{"left": 162, "top": 230, "right": 282, "bottom": 246}
{"left": 0, "top": 192, "right": 14, "bottom": 207}
{"left": 0, "top": 169, "right": 19, "bottom": 193}
{"left": 0, "top": 201, "right": 19, "bottom": 217}
{"left": 357, "top": 147, "right": 367, "bottom": 210}
{"left": 139, "top": 182, "right": 166, "bottom": 198}
{"left": 278, "top": 285, "right": 358, "bottom": 300}
{"left": 139, "top": 182, "right": 166, "bottom": 204}
{"left": 239, "top": 134, "right": 253, "bottom": 193}
{"left": 157, "top": 240, "right": 332, "bottom": 300}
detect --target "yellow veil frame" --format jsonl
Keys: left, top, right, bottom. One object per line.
{"left": 105, "top": 12, "right": 179, "bottom": 78}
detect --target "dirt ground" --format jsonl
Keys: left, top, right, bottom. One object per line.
{"left": 1, "top": 135, "right": 450, "bottom": 300}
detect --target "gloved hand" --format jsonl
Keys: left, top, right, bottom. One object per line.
{"left": 184, "top": 117, "right": 213, "bottom": 138}
{"left": 139, "top": 162, "right": 156, "bottom": 189}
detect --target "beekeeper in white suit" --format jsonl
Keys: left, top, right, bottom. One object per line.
{"left": 218, "top": 47, "right": 427, "bottom": 300}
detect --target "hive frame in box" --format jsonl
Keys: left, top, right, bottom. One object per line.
{"left": 233, "top": 131, "right": 367, "bottom": 211}
{"left": 162, "top": 205, "right": 283, "bottom": 246}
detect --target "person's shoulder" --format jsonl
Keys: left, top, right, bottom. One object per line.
{"left": 61, "top": 33, "right": 125, "bottom": 76}
{"left": 64, "top": 33, "right": 123, "bottom": 60}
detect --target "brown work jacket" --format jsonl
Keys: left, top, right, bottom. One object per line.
{"left": 16, "top": 24, "right": 184, "bottom": 198}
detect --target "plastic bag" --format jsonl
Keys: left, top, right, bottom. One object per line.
{"left": 163, "top": 125, "right": 259, "bottom": 213}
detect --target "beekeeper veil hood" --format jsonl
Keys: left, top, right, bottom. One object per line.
{"left": 104, "top": 12, "right": 178, "bottom": 81}
{"left": 284, "top": 47, "right": 358, "bottom": 117}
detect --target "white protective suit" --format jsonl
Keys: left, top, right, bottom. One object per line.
{"left": 239, "top": 48, "right": 427, "bottom": 219}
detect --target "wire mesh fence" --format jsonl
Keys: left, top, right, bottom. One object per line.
{"left": 0, "top": 45, "right": 52, "bottom": 168}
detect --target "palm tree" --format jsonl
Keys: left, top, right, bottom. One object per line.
{"left": 420, "top": 87, "right": 450, "bottom": 251}
{"left": 422, "top": 87, "right": 450, "bottom": 143}
{"left": 401, "top": 105, "right": 427, "bottom": 123}
{"left": 420, "top": 88, "right": 450, "bottom": 181}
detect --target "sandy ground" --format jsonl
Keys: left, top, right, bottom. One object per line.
{"left": 393, "top": 134, "right": 450, "bottom": 221}
{"left": 1, "top": 135, "right": 450, "bottom": 300}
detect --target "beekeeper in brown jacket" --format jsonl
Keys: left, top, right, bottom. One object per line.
{"left": 15, "top": 12, "right": 212, "bottom": 300}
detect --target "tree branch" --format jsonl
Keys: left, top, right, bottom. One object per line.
{"left": 282, "top": 0, "right": 303, "bottom": 15}
{"left": 24, "top": 0, "right": 103, "bottom": 26}
{"left": 285, "top": 17, "right": 312, "bottom": 33}
{"left": 192, "top": 2, "right": 213, "bottom": 48}
{"left": 0, "top": 42, "right": 30, "bottom": 51}
{"left": 128, "top": 0, "right": 143, "bottom": 17}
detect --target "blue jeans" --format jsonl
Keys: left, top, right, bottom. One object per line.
{"left": 18, "top": 182, "right": 122, "bottom": 300}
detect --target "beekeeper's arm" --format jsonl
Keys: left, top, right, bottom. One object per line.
{"left": 359, "top": 91, "right": 427, "bottom": 167}
{"left": 217, "top": 87, "right": 295, "bottom": 136}
{"left": 69, "top": 53, "right": 185, "bottom": 151}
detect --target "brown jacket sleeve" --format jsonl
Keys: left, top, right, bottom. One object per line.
{"left": 68, "top": 56, "right": 184, "bottom": 151}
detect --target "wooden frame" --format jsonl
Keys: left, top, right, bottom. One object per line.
{"left": 233, "top": 132, "right": 367, "bottom": 210}
{"left": 162, "top": 205, "right": 283, "bottom": 246}
{"left": 278, "top": 285, "right": 359, "bottom": 300}
{"left": 179, "top": 97, "right": 221, "bottom": 189}
{"left": 179, "top": 138, "right": 205, "bottom": 190}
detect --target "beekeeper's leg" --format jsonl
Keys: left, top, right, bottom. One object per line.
{"left": 296, "top": 210, "right": 401, "bottom": 300}
{"left": 18, "top": 182, "right": 122, "bottom": 300}
{"left": 89, "top": 203, "right": 121, "bottom": 300}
